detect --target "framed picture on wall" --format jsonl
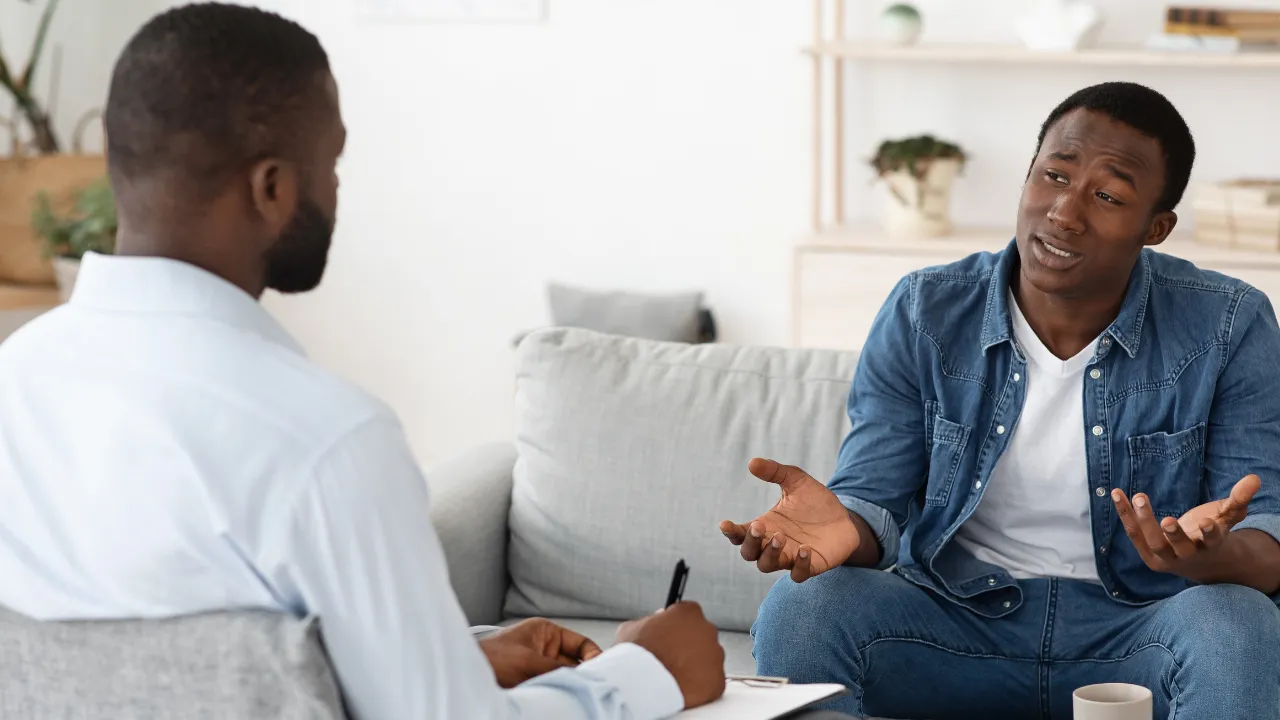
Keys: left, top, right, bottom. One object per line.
{"left": 354, "top": 0, "right": 546, "bottom": 23}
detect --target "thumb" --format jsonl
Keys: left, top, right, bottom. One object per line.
{"left": 1222, "top": 474, "right": 1261, "bottom": 523}
{"left": 748, "top": 458, "right": 814, "bottom": 493}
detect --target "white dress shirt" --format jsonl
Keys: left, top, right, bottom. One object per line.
{"left": 954, "top": 290, "right": 1101, "bottom": 582}
{"left": 0, "top": 253, "right": 683, "bottom": 720}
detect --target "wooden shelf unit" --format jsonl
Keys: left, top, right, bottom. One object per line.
{"left": 0, "top": 282, "right": 60, "bottom": 312}
{"left": 805, "top": 41, "right": 1280, "bottom": 68}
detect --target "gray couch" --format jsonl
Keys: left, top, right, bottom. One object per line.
{"left": 429, "top": 327, "right": 861, "bottom": 676}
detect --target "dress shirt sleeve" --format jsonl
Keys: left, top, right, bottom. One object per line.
{"left": 1205, "top": 288, "right": 1280, "bottom": 547}
{"left": 259, "top": 416, "right": 684, "bottom": 720}
{"left": 826, "top": 275, "right": 928, "bottom": 570}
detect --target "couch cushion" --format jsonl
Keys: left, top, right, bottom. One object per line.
{"left": 503, "top": 617, "right": 757, "bottom": 676}
{"left": 507, "top": 327, "right": 858, "bottom": 632}
{"left": 0, "top": 606, "right": 346, "bottom": 719}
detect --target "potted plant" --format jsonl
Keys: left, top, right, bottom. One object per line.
{"left": 871, "top": 134, "right": 966, "bottom": 238}
{"left": 0, "top": 0, "right": 107, "bottom": 287}
{"left": 30, "top": 177, "right": 115, "bottom": 300}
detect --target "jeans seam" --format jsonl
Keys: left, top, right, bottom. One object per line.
{"left": 861, "top": 636, "right": 1037, "bottom": 662}
{"left": 1051, "top": 642, "right": 1184, "bottom": 718}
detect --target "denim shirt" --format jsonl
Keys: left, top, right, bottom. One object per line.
{"left": 831, "top": 239, "right": 1280, "bottom": 618}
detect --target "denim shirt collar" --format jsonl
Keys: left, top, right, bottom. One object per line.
{"left": 979, "top": 238, "right": 1151, "bottom": 359}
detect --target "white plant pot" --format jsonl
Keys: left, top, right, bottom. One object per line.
{"left": 1017, "top": 0, "right": 1102, "bottom": 52}
{"left": 877, "top": 6, "right": 922, "bottom": 46}
{"left": 881, "top": 158, "right": 961, "bottom": 239}
{"left": 52, "top": 256, "right": 80, "bottom": 303}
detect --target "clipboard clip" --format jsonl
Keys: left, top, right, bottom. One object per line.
{"left": 726, "top": 674, "right": 790, "bottom": 688}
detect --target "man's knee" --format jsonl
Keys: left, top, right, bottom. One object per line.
{"left": 1160, "top": 584, "right": 1280, "bottom": 661}
{"left": 752, "top": 568, "right": 907, "bottom": 663}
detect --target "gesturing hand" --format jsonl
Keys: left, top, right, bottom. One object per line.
{"left": 1111, "top": 474, "right": 1260, "bottom": 583}
{"left": 718, "top": 458, "right": 862, "bottom": 583}
{"left": 479, "top": 618, "right": 603, "bottom": 688}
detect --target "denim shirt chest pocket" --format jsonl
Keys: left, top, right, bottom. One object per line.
{"left": 924, "top": 400, "right": 973, "bottom": 507}
{"left": 1126, "top": 423, "right": 1206, "bottom": 518}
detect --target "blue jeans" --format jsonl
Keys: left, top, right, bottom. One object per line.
{"left": 751, "top": 568, "right": 1280, "bottom": 720}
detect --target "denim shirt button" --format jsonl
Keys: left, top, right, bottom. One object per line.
{"left": 1003, "top": 601, "right": 1012, "bottom": 609}
{"left": 1095, "top": 486, "right": 1106, "bottom": 497}
{"left": 996, "top": 425, "right": 1006, "bottom": 435}
{"left": 988, "top": 577, "right": 997, "bottom": 586}
{"left": 1112, "top": 590, "right": 1121, "bottom": 598}
{"left": 1012, "top": 372, "right": 1021, "bottom": 382}
{"left": 1099, "top": 545, "right": 1108, "bottom": 554}
{"left": 1092, "top": 425, "right": 1104, "bottom": 436}
{"left": 1090, "top": 368, "right": 1101, "bottom": 380}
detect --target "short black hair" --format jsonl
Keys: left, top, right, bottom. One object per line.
{"left": 1034, "top": 82, "right": 1195, "bottom": 213}
{"left": 105, "top": 3, "right": 330, "bottom": 195}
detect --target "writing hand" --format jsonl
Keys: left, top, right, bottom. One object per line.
{"left": 718, "top": 458, "right": 861, "bottom": 582}
{"left": 1111, "top": 474, "right": 1260, "bottom": 583}
{"left": 479, "top": 618, "right": 602, "bottom": 688}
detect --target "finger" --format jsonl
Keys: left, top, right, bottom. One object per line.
{"left": 1131, "top": 494, "right": 1178, "bottom": 564}
{"left": 1160, "top": 516, "right": 1198, "bottom": 558}
{"left": 1199, "top": 517, "right": 1227, "bottom": 551}
{"left": 756, "top": 532, "right": 789, "bottom": 573}
{"left": 719, "top": 520, "right": 748, "bottom": 546}
{"left": 791, "top": 545, "right": 815, "bottom": 583}
{"left": 747, "top": 458, "right": 815, "bottom": 493}
{"left": 739, "top": 522, "right": 766, "bottom": 562}
{"left": 1219, "top": 474, "right": 1261, "bottom": 525}
{"left": 555, "top": 626, "right": 603, "bottom": 662}
{"left": 1112, "top": 490, "right": 1163, "bottom": 568}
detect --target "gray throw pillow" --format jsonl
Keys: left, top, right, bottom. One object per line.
{"left": 547, "top": 282, "right": 704, "bottom": 343}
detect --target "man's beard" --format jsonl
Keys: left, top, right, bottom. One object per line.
{"left": 263, "top": 197, "right": 335, "bottom": 294}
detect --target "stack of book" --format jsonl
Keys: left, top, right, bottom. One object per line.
{"left": 1193, "top": 180, "right": 1280, "bottom": 251}
{"left": 1147, "top": 6, "right": 1280, "bottom": 52}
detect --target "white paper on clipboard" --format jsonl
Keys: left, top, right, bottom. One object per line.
{"left": 675, "top": 680, "right": 849, "bottom": 719}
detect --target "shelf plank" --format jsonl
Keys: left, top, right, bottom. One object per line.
{"left": 799, "top": 225, "right": 1280, "bottom": 269}
{"left": 0, "top": 283, "right": 61, "bottom": 311}
{"left": 806, "top": 41, "right": 1280, "bottom": 68}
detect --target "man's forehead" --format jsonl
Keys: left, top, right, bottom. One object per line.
{"left": 1043, "top": 109, "right": 1159, "bottom": 168}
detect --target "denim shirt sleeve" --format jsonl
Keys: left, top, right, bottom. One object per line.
{"left": 1206, "top": 288, "right": 1280, "bottom": 549}
{"left": 827, "top": 275, "right": 927, "bottom": 570}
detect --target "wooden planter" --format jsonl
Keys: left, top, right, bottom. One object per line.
{"left": 0, "top": 154, "right": 107, "bottom": 285}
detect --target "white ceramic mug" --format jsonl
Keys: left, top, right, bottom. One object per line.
{"left": 1073, "top": 683, "right": 1153, "bottom": 720}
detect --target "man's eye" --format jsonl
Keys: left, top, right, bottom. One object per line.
{"left": 1045, "top": 171, "right": 1067, "bottom": 184}
{"left": 1097, "top": 192, "right": 1122, "bottom": 206}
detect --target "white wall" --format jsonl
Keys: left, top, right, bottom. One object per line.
{"left": 261, "top": 0, "right": 813, "bottom": 466}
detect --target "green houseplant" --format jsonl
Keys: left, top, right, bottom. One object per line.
{"left": 2, "top": 0, "right": 63, "bottom": 154}
{"left": 1, "top": 0, "right": 108, "bottom": 290}
{"left": 30, "top": 177, "right": 115, "bottom": 299}
{"left": 870, "top": 134, "right": 966, "bottom": 238}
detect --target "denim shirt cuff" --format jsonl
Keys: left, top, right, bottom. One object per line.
{"left": 1234, "top": 513, "right": 1280, "bottom": 548}
{"left": 837, "top": 495, "right": 900, "bottom": 570}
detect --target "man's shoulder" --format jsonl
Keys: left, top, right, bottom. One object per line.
{"left": 1143, "top": 249, "right": 1269, "bottom": 336}
{"left": 890, "top": 245, "right": 1005, "bottom": 325}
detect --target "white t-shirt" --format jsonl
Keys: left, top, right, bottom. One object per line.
{"left": 954, "top": 291, "right": 1101, "bottom": 582}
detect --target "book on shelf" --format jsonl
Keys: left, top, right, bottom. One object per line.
{"left": 1192, "top": 179, "right": 1280, "bottom": 251}
{"left": 1162, "top": 6, "right": 1280, "bottom": 48}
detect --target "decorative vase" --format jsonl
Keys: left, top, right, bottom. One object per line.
{"left": 877, "top": 3, "right": 923, "bottom": 46}
{"left": 882, "top": 158, "right": 962, "bottom": 239}
{"left": 52, "top": 256, "right": 80, "bottom": 302}
{"left": 1016, "top": 0, "right": 1103, "bottom": 52}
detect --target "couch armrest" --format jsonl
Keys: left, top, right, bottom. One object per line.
{"left": 427, "top": 442, "right": 518, "bottom": 626}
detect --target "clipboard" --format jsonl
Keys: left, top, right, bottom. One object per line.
{"left": 674, "top": 676, "right": 850, "bottom": 719}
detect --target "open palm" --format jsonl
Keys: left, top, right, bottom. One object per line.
{"left": 719, "top": 458, "right": 861, "bottom": 582}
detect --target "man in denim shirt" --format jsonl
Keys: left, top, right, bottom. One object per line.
{"left": 722, "top": 82, "right": 1280, "bottom": 719}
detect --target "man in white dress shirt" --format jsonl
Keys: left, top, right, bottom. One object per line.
{"left": 0, "top": 4, "right": 726, "bottom": 718}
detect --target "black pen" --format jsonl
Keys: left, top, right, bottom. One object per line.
{"left": 665, "top": 559, "right": 689, "bottom": 608}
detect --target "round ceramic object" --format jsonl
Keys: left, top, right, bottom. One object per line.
{"left": 878, "top": 4, "right": 922, "bottom": 46}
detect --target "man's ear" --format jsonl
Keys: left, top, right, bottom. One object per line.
{"left": 248, "top": 157, "right": 299, "bottom": 238}
{"left": 1145, "top": 210, "right": 1177, "bottom": 248}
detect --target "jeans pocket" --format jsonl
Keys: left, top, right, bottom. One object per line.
{"left": 925, "top": 414, "right": 972, "bottom": 507}
{"left": 1126, "top": 423, "right": 1206, "bottom": 518}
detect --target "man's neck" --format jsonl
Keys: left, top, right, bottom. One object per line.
{"left": 1012, "top": 272, "right": 1125, "bottom": 360}
{"left": 115, "top": 228, "right": 266, "bottom": 300}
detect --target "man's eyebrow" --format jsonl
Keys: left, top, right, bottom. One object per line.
{"left": 1048, "top": 150, "right": 1078, "bottom": 163}
{"left": 1106, "top": 164, "right": 1137, "bottom": 191}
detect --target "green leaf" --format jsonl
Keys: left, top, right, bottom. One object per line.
{"left": 20, "top": 0, "right": 61, "bottom": 91}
